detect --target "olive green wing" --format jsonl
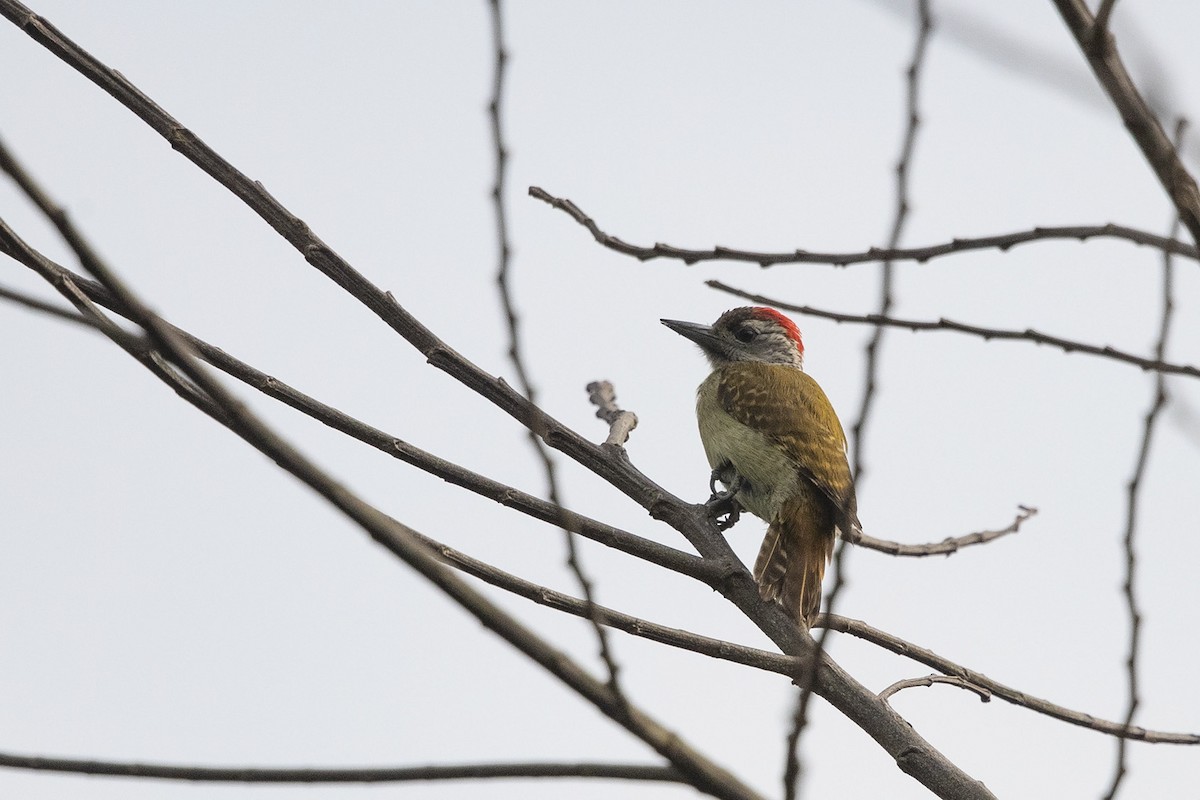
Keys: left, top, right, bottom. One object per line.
{"left": 716, "top": 362, "right": 857, "bottom": 521}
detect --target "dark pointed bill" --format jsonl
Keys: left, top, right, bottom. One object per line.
{"left": 660, "top": 318, "right": 722, "bottom": 352}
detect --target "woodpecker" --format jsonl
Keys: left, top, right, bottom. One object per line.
{"left": 661, "top": 307, "right": 859, "bottom": 627}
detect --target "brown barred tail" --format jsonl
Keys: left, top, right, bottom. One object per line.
{"left": 753, "top": 488, "right": 836, "bottom": 627}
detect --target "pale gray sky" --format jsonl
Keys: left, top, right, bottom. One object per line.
{"left": 1, "top": 2, "right": 1197, "bottom": 799}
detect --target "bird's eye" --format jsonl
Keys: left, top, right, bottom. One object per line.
{"left": 734, "top": 326, "right": 756, "bottom": 343}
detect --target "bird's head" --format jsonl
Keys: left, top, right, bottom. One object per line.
{"left": 661, "top": 306, "right": 805, "bottom": 369}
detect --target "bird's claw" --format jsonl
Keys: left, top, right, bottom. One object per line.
{"left": 705, "top": 470, "right": 744, "bottom": 530}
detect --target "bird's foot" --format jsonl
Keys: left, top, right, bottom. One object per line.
{"left": 705, "top": 471, "right": 745, "bottom": 530}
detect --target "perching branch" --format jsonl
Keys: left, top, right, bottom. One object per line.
{"left": 528, "top": 186, "right": 1198, "bottom": 267}
{"left": 708, "top": 281, "right": 1200, "bottom": 380}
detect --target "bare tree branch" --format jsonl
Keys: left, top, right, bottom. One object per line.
{"left": 849, "top": 505, "right": 1037, "bottom": 557}
{"left": 528, "top": 186, "right": 1198, "bottom": 267}
{"left": 0, "top": 753, "right": 684, "bottom": 785}
{"left": 708, "top": 280, "right": 1200, "bottom": 380}
{"left": 1050, "top": 0, "right": 1200, "bottom": 246}
{"left": 0, "top": 218, "right": 766, "bottom": 800}
{"left": 879, "top": 674, "right": 992, "bottom": 704}
{"left": 486, "top": 0, "right": 625, "bottom": 698}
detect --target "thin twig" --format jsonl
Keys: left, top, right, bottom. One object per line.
{"left": 879, "top": 674, "right": 991, "bottom": 704}
{"left": 485, "top": 0, "right": 625, "bottom": 697}
{"left": 1102, "top": 118, "right": 1185, "bottom": 800}
{"left": 527, "top": 187, "right": 1198, "bottom": 266}
{"left": 0, "top": 753, "right": 683, "bottom": 784}
{"left": 708, "top": 281, "right": 1200, "bottom": 380}
{"left": 1051, "top": 0, "right": 1200, "bottom": 246}
{"left": 849, "top": 505, "right": 1036, "bottom": 557}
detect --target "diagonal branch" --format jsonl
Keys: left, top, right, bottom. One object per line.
{"left": 1050, "top": 0, "right": 1200, "bottom": 247}
{"left": 708, "top": 281, "right": 1200, "bottom": 380}
{"left": 0, "top": 217, "right": 765, "bottom": 800}
{"left": 527, "top": 186, "right": 1199, "bottom": 267}
{"left": 0, "top": 133, "right": 708, "bottom": 583}
{"left": 0, "top": 263, "right": 710, "bottom": 582}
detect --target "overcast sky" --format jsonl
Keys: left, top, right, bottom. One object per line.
{"left": 1, "top": 2, "right": 1198, "bottom": 799}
